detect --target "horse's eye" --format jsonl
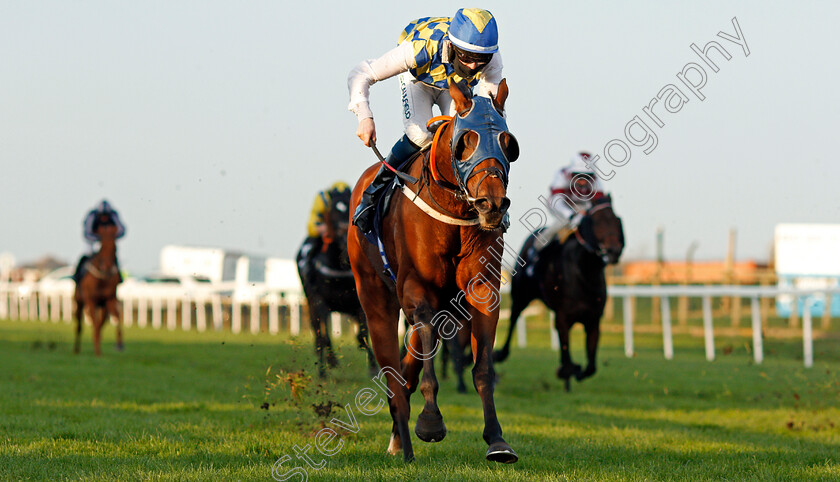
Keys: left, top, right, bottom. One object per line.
{"left": 501, "top": 132, "right": 519, "bottom": 163}
{"left": 454, "top": 131, "right": 478, "bottom": 161}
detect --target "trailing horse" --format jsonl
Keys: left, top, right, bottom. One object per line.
{"left": 494, "top": 196, "right": 624, "bottom": 391}
{"left": 348, "top": 78, "right": 520, "bottom": 463}
{"left": 74, "top": 218, "right": 124, "bottom": 356}
{"left": 296, "top": 188, "right": 376, "bottom": 378}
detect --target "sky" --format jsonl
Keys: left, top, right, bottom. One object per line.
{"left": 2, "top": 1, "right": 839, "bottom": 275}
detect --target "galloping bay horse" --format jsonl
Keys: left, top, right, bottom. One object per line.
{"left": 74, "top": 216, "right": 124, "bottom": 356}
{"left": 348, "top": 79, "right": 520, "bottom": 463}
{"left": 494, "top": 195, "right": 624, "bottom": 391}
{"left": 296, "top": 188, "right": 376, "bottom": 377}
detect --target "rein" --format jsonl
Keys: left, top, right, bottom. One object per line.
{"left": 394, "top": 116, "right": 482, "bottom": 227}
{"left": 314, "top": 259, "right": 354, "bottom": 278}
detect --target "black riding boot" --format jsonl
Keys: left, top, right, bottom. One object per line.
{"left": 73, "top": 255, "right": 90, "bottom": 283}
{"left": 353, "top": 135, "right": 421, "bottom": 234}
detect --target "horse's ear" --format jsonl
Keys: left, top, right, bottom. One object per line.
{"left": 491, "top": 78, "right": 508, "bottom": 112}
{"left": 448, "top": 77, "right": 472, "bottom": 114}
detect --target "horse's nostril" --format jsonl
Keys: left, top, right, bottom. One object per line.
{"left": 474, "top": 198, "right": 492, "bottom": 214}
{"left": 500, "top": 197, "right": 511, "bottom": 214}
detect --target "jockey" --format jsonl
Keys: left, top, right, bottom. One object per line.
{"left": 299, "top": 182, "right": 351, "bottom": 280}
{"left": 348, "top": 8, "right": 504, "bottom": 234}
{"left": 547, "top": 152, "right": 607, "bottom": 232}
{"left": 74, "top": 199, "right": 126, "bottom": 282}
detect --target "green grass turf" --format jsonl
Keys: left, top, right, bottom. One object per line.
{"left": 1, "top": 317, "right": 838, "bottom": 481}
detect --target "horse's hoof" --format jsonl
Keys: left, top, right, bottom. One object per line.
{"left": 576, "top": 367, "right": 595, "bottom": 381}
{"left": 415, "top": 410, "right": 446, "bottom": 443}
{"left": 327, "top": 354, "right": 339, "bottom": 368}
{"left": 115, "top": 344, "right": 124, "bottom": 352}
{"left": 556, "top": 363, "right": 581, "bottom": 380}
{"left": 486, "top": 442, "right": 518, "bottom": 464}
{"left": 456, "top": 385, "right": 467, "bottom": 394}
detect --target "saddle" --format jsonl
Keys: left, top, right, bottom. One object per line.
{"left": 361, "top": 148, "right": 429, "bottom": 281}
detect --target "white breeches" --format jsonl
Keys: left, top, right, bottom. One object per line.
{"left": 398, "top": 72, "right": 457, "bottom": 148}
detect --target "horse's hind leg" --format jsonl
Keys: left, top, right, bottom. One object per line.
{"left": 493, "top": 291, "right": 532, "bottom": 363}
{"left": 107, "top": 298, "right": 124, "bottom": 351}
{"left": 308, "top": 298, "right": 330, "bottom": 377}
{"left": 446, "top": 335, "right": 468, "bottom": 394}
{"left": 73, "top": 297, "right": 83, "bottom": 354}
{"left": 355, "top": 313, "right": 378, "bottom": 376}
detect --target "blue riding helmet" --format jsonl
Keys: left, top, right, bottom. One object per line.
{"left": 448, "top": 8, "right": 498, "bottom": 54}
{"left": 450, "top": 96, "right": 518, "bottom": 192}
{"left": 97, "top": 199, "right": 114, "bottom": 213}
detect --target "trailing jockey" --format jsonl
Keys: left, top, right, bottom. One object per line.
{"left": 347, "top": 8, "right": 504, "bottom": 234}
{"left": 298, "top": 181, "right": 351, "bottom": 281}
{"left": 546, "top": 152, "right": 608, "bottom": 240}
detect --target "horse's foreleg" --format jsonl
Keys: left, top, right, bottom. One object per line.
{"left": 355, "top": 277, "right": 412, "bottom": 461}
{"left": 577, "top": 321, "right": 600, "bottom": 381}
{"left": 89, "top": 306, "right": 104, "bottom": 357}
{"left": 470, "top": 318, "right": 518, "bottom": 463}
{"left": 409, "top": 318, "right": 446, "bottom": 443}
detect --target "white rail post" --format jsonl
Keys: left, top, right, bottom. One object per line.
{"left": 0, "top": 285, "right": 7, "bottom": 319}
{"left": 62, "top": 293, "right": 73, "bottom": 323}
{"left": 702, "top": 295, "right": 715, "bottom": 361}
{"left": 232, "top": 299, "right": 242, "bottom": 334}
{"left": 250, "top": 297, "right": 260, "bottom": 334}
{"left": 290, "top": 296, "right": 301, "bottom": 336}
{"left": 751, "top": 296, "right": 763, "bottom": 364}
{"left": 661, "top": 295, "right": 673, "bottom": 360}
{"left": 19, "top": 291, "right": 29, "bottom": 321}
{"left": 516, "top": 312, "right": 528, "bottom": 348}
{"left": 10, "top": 288, "right": 20, "bottom": 320}
{"left": 123, "top": 296, "right": 133, "bottom": 327}
{"left": 268, "top": 294, "right": 279, "bottom": 335}
{"left": 212, "top": 295, "right": 223, "bottom": 331}
{"left": 195, "top": 295, "right": 207, "bottom": 332}
{"left": 803, "top": 297, "right": 814, "bottom": 368}
{"left": 166, "top": 297, "right": 177, "bottom": 330}
{"left": 549, "top": 310, "right": 560, "bottom": 351}
{"left": 152, "top": 297, "right": 163, "bottom": 329}
{"left": 138, "top": 296, "right": 148, "bottom": 327}
{"left": 623, "top": 296, "right": 634, "bottom": 357}
{"left": 39, "top": 291, "right": 49, "bottom": 321}
{"left": 181, "top": 296, "right": 192, "bottom": 331}
{"left": 50, "top": 292, "right": 61, "bottom": 322}
{"left": 29, "top": 291, "right": 38, "bottom": 321}
{"left": 331, "top": 312, "right": 342, "bottom": 337}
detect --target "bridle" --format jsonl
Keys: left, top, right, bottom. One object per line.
{"left": 407, "top": 96, "right": 516, "bottom": 221}
{"left": 574, "top": 201, "right": 615, "bottom": 264}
